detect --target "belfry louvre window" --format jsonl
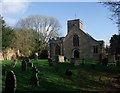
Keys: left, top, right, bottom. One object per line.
{"left": 93, "top": 46, "right": 98, "bottom": 53}
{"left": 73, "top": 34, "right": 79, "bottom": 46}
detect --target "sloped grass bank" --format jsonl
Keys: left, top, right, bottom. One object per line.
{"left": 1, "top": 59, "right": 120, "bottom": 92}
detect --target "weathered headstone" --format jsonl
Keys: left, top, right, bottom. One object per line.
{"left": 30, "top": 66, "right": 39, "bottom": 86}
{"left": 11, "top": 59, "right": 17, "bottom": 68}
{"left": 21, "top": 60, "right": 27, "bottom": 71}
{"left": 58, "top": 55, "right": 64, "bottom": 63}
{"left": 5, "top": 70, "right": 16, "bottom": 93}
{"left": 27, "top": 62, "right": 33, "bottom": 68}
{"left": 48, "top": 58, "right": 53, "bottom": 66}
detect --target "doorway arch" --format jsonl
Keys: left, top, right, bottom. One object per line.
{"left": 74, "top": 50, "right": 79, "bottom": 58}
{"left": 55, "top": 45, "right": 60, "bottom": 56}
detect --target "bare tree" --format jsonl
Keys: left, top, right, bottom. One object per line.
{"left": 100, "top": 0, "right": 120, "bottom": 34}
{"left": 16, "top": 15, "right": 61, "bottom": 45}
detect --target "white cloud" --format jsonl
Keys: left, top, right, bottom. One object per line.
{"left": 2, "top": 0, "right": 29, "bottom": 27}
{"left": 5, "top": 18, "right": 17, "bottom": 27}
{"left": 2, "top": 0, "right": 29, "bottom": 14}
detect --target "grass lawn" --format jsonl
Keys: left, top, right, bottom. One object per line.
{"left": 1, "top": 59, "right": 120, "bottom": 92}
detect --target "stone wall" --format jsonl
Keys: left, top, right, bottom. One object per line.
{"left": 1, "top": 48, "right": 17, "bottom": 60}
{"left": 63, "top": 27, "right": 103, "bottom": 60}
{"left": 0, "top": 52, "right": 4, "bottom": 60}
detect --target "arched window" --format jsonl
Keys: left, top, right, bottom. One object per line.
{"left": 73, "top": 34, "right": 79, "bottom": 46}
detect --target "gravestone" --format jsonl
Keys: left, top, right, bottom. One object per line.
{"left": 58, "top": 55, "right": 64, "bottom": 63}
{"left": 65, "top": 68, "right": 73, "bottom": 77}
{"left": 64, "top": 57, "right": 67, "bottom": 62}
{"left": 102, "top": 57, "right": 108, "bottom": 66}
{"left": 74, "top": 58, "right": 80, "bottom": 66}
{"left": 35, "top": 53, "right": 38, "bottom": 60}
{"left": 71, "top": 58, "right": 80, "bottom": 66}
{"left": 11, "top": 59, "right": 17, "bottom": 68}
{"left": 5, "top": 70, "right": 16, "bottom": 93}
{"left": 116, "top": 60, "right": 120, "bottom": 67}
{"left": 30, "top": 66, "right": 39, "bottom": 86}
{"left": 55, "top": 56, "right": 59, "bottom": 62}
{"left": 25, "top": 57, "right": 30, "bottom": 63}
{"left": 71, "top": 58, "right": 75, "bottom": 66}
{"left": 81, "top": 58, "right": 85, "bottom": 65}
{"left": 48, "top": 58, "right": 53, "bottom": 66}
{"left": 21, "top": 60, "right": 27, "bottom": 71}
{"left": 27, "top": 62, "right": 33, "bottom": 68}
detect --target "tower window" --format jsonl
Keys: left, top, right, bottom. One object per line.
{"left": 73, "top": 34, "right": 79, "bottom": 46}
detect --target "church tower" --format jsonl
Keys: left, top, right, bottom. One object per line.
{"left": 67, "top": 19, "right": 83, "bottom": 33}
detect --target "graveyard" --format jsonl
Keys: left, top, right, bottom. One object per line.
{"left": 1, "top": 59, "right": 120, "bottom": 92}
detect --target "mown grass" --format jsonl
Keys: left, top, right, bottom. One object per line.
{"left": 1, "top": 59, "right": 120, "bottom": 92}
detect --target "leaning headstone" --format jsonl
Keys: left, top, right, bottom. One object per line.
{"left": 30, "top": 66, "right": 39, "bottom": 86}
{"left": 5, "top": 70, "right": 16, "bottom": 93}
{"left": 48, "top": 58, "right": 53, "bottom": 66}
{"left": 21, "top": 60, "right": 27, "bottom": 71}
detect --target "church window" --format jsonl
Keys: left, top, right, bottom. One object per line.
{"left": 73, "top": 34, "right": 79, "bottom": 46}
{"left": 93, "top": 46, "right": 98, "bottom": 54}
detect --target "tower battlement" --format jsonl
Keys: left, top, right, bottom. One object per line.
{"left": 67, "top": 19, "right": 83, "bottom": 33}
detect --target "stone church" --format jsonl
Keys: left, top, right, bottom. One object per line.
{"left": 49, "top": 19, "right": 105, "bottom": 61}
